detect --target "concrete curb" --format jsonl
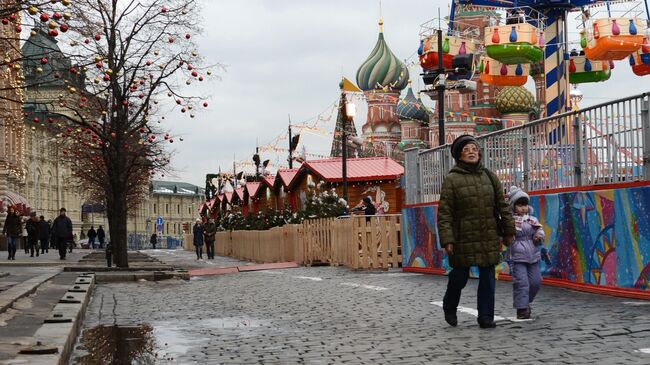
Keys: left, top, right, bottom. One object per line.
{"left": 94, "top": 270, "right": 189, "bottom": 282}
{"left": 0, "top": 270, "right": 60, "bottom": 314}
{"left": 8, "top": 273, "right": 95, "bottom": 365}
{"left": 0, "top": 262, "right": 72, "bottom": 267}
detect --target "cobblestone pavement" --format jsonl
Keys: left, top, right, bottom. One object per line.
{"left": 70, "top": 251, "right": 650, "bottom": 364}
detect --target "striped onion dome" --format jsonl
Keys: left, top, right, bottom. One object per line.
{"left": 356, "top": 19, "right": 409, "bottom": 92}
{"left": 397, "top": 85, "right": 427, "bottom": 122}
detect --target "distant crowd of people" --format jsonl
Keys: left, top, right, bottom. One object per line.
{"left": 1, "top": 206, "right": 105, "bottom": 260}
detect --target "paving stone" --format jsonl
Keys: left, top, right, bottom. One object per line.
{"left": 66, "top": 250, "right": 650, "bottom": 364}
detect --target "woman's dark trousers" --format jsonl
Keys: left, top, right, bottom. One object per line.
{"left": 442, "top": 266, "right": 496, "bottom": 324}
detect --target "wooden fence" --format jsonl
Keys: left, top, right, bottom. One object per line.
{"left": 192, "top": 215, "right": 402, "bottom": 270}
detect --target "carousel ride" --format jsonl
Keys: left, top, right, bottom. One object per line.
{"left": 419, "top": 0, "right": 650, "bottom": 117}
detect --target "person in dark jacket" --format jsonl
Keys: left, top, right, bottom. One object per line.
{"left": 150, "top": 232, "right": 157, "bottom": 250}
{"left": 39, "top": 215, "right": 50, "bottom": 254}
{"left": 437, "top": 135, "right": 516, "bottom": 329}
{"left": 2, "top": 206, "right": 22, "bottom": 260}
{"left": 87, "top": 226, "right": 97, "bottom": 249}
{"left": 25, "top": 212, "right": 40, "bottom": 257}
{"left": 97, "top": 226, "right": 106, "bottom": 248}
{"left": 192, "top": 219, "right": 204, "bottom": 260}
{"left": 51, "top": 208, "right": 73, "bottom": 260}
{"left": 362, "top": 197, "right": 376, "bottom": 222}
{"left": 48, "top": 220, "right": 56, "bottom": 249}
{"left": 202, "top": 218, "right": 217, "bottom": 259}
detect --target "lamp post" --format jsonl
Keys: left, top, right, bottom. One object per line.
{"left": 341, "top": 92, "right": 356, "bottom": 207}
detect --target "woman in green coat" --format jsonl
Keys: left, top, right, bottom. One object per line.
{"left": 437, "top": 135, "right": 515, "bottom": 329}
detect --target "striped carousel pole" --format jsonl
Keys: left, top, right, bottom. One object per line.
{"left": 543, "top": 14, "right": 570, "bottom": 118}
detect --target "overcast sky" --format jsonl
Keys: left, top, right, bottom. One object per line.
{"left": 164, "top": 0, "right": 650, "bottom": 187}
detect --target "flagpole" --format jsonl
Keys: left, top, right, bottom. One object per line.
{"left": 288, "top": 114, "right": 293, "bottom": 169}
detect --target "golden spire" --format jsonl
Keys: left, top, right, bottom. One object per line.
{"left": 378, "top": 0, "right": 383, "bottom": 33}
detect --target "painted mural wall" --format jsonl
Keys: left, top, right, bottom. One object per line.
{"left": 402, "top": 184, "right": 650, "bottom": 291}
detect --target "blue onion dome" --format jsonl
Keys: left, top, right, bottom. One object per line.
{"left": 397, "top": 84, "right": 427, "bottom": 122}
{"left": 356, "top": 19, "right": 409, "bottom": 92}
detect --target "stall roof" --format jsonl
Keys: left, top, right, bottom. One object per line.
{"left": 277, "top": 168, "right": 300, "bottom": 188}
{"left": 246, "top": 182, "right": 262, "bottom": 198}
{"left": 301, "top": 157, "right": 403, "bottom": 183}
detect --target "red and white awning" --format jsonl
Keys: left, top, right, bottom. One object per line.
{"left": 2, "top": 191, "right": 32, "bottom": 216}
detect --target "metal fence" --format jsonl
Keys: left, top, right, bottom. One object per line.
{"left": 127, "top": 233, "right": 183, "bottom": 250}
{"left": 405, "top": 93, "right": 650, "bottom": 204}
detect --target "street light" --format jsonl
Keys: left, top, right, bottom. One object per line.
{"left": 342, "top": 95, "right": 356, "bottom": 208}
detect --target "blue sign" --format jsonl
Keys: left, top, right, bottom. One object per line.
{"left": 156, "top": 216, "right": 163, "bottom": 226}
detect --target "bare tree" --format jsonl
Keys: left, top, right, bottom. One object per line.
{"left": 6, "top": 0, "right": 215, "bottom": 267}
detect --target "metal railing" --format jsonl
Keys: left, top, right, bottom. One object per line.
{"left": 405, "top": 92, "right": 650, "bottom": 204}
{"left": 127, "top": 233, "right": 183, "bottom": 250}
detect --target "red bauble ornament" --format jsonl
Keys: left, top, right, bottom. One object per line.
{"left": 40, "top": 13, "right": 49, "bottom": 22}
{"left": 198, "top": 76, "right": 204, "bottom": 81}
{"left": 47, "top": 118, "right": 54, "bottom": 123}
{"left": 33, "top": 117, "right": 39, "bottom": 123}
{"left": 146, "top": 60, "right": 152, "bottom": 66}
{"left": 138, "top": 93, "right": 144, "bottom": 99}
{"left": 103, "top": 74, "right": 110, "bottom": 81}
{"left": 181, "top": 108, "right": 186, "bottom": 113}
{"left": 84, "top": 38, "right": 90, "bottom": 44}
{"left": 40, "top": 57, "right": 48, "bottom": 65}
{"left": 94, "top": 34, "right": 101, "bottom": 41}
{"left": 191, "top": 71, "right": 197, "bottom": 77}
{"left": 139, "top": 127, "right": 145, "bottom": 133}
{"left": 168, "top": 37, "right": 174, "bottom": 43}
{"left": 60, "top": 24, "right": 68, "bottom": 32}
{"left": 161, "top": 6, "right": 167, "bottom": 13}
{"left": 2, "top": 19, "right": 8, "bottom": 25}
{"left": 110, "top": 132, "right": 116, "bottom": 139}
{"left": 176, "top": 99, "right": 181, "bottom": 105}
{"left": 52, "top": 12, "right": 62, "bottom": 19}
{"left": 185, "top": 34, "right": 191, "bottom": 39}
{"left": 14, "top": 25, "right": 21, "bottom": 33}
{"left": 8, "top": 14, "right": 16, "bottom": 21}
{"left": 203, "top": 102, "right": 208, "bottom": 107}
{"left": 169, "top": 139, "right": 173, "bottom": 143}
{"left": 49, "top": 29, "right": 58, "bottom": 37}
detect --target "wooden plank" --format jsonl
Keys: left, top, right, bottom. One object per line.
{"left": 388, "top": 216, "right": 400, "bottom": 268}
{"left": 369, "top": 217, "right": 378, "bottom": 269}
{"left": 379, "top": 217, "right": 388, "bottom": 270}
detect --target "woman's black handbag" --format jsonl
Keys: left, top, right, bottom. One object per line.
{"left": 485, "top": 170, "right": 506, "bottom": 237}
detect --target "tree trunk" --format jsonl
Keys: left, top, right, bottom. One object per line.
{"left": 107, "top": 184, "right": 129, "bottom": 268}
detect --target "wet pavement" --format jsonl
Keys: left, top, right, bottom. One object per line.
{"left": 69, "top": 250, "right": 650, "bottom": 364}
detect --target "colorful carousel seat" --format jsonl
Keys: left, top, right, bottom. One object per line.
{"left": 629, "top": 40, "right": 650, "bottom": 76}
{"left": 569, "top": 55, "right": 611, "bottom": 84}
{"left": 484, "top": 23, "right": 544, "bottom": 64}
{"left": 419, "top": 33, "right": 476, "bottom": 70}
{"left": 478, "top": 57, "right": 529, "bottom": 86}
{"left": 582, "top": 18, "right": 646, "bottom": 60}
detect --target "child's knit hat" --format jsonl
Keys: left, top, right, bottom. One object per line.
{"left": 508, "top": 186, "right": 529, "bottom": 211}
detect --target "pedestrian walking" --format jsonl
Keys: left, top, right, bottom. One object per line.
{"left": 48, "top": 220, "right": 56, "bottom": 249}
{"left": 193, "top": 219, "right": 204, "bottom": 260}
{"left": 51, "top": 208, "right": 73, "bottom": 260}
{"left": 39, "top": 215, "right": 50, "bottom": 254}
{"left": 25, "top": 212, "right": 40, "bottom": 257}
{"left": 87, "top": 226, "right": 97, "bottom": 249}
{"left": 22, "top": 219, "right": 29, "bottom": 254}
{"left": 437, "top": 135, "right": 516, "bottom": 329}
{"left": 202, "top": 217, "right": 217, "bottom": 259}
{"left": 97, "top": 225, "right": 106, "bottom": 248}
{"left": 507, "top": 186, "right": 545, "bottom": 319}
{"left": 2, "top": 206, "right": 22, "bottom": 260}
{"left": 150, "top": 232, "right": 157, "bottom": 250}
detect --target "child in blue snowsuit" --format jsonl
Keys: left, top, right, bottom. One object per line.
{"left": 507, "top": 186, "right": 545, "bottom": 319}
